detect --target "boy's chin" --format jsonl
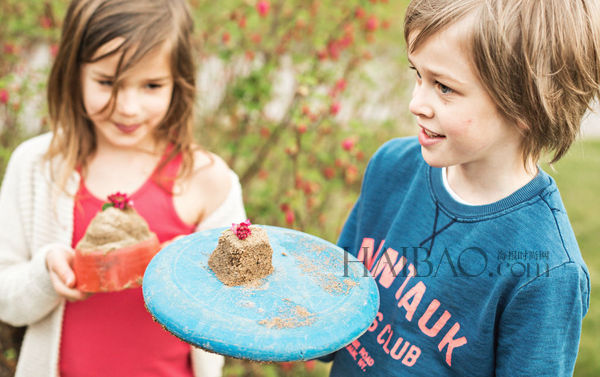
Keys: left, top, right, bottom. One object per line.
{"left": 419, "top": 150, "right": 448, "bottom": 168}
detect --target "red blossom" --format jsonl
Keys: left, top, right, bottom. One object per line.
{"left": 296, "top": 123, "right": 307, "bottom": 134}
{"left": 258, "top": 169, "right": 269, "bottom": 180}
{"left": 260, "top": 126, "right": 270, "bottom": 138}
{"left": 50, "top": 44, "right": 59, "bottom": 58}
{"left": 323, "top": 166, "right": 336, "bottom": 180}
{"left": 231, "top": 219, "right": 252, "bottom": 240}
{"left": 238, "top": 15, "right": 247, "bottom": 28}
{"left": 302, "top": 105, "right": 312, "bottom": 116}
{"left": 106, "top": 192, "right": 133, "bottom": 210}
{"left": 345, "top": 164, "right": 359, "bottom": 184}
{"left": 341, "top": 137, "right": 356, "bottom": 151}
{"left": 317, "top": 49, "right": 328, "bottom": 61}
{"left": 3, "top": 43, "right": 15, "bottom": 55}
{"left": 355, "top": 7, "right": 366, "bottom": 19}
{"left": 365, "top": 16, "right": 379, "bottom": 32}
{"left": 330, "top": 102, "right": 341, "bottom": 115}
{"left": 256, "top": 0, "right": 270, "bottom": 17}
{"left": 222, "top": 32, "right": 231, "bottom": 44}
{"left": 251, "top": 33, "right": 262, "bottom": 44}
{"left": 0, "top": 89, "right": 9, "bottom": 105}
{"left": 39, "top": 16, "right": 52, "bottom": 29}
{"left": 285, "top": 210, "right": 295, "bottom": 225}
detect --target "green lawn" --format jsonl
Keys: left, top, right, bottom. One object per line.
{"left": 547, "top": 139, "right": 600, "bottom": 377}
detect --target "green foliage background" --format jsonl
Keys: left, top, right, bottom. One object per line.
{"left": 0, "top": 1, "right": 598, "bottom": 376}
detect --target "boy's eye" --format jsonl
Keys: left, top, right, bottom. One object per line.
{"left": 409, "top": 65, "right": 422, "bottom": 79}
{"left": 436, "top": 82, "right": 453, "bottom": 94}
{"left": 98, "top": 80, "right": 113, "bottom": 86}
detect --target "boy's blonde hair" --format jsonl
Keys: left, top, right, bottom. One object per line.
{"left": 405, "top": 0, "right": 600, "bottom": 164}
{"left": 46, "top": 0, "right": 196, "bottom": 191}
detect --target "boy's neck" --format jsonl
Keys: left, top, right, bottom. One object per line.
{"left": 446, "top": 158, "right": 538, "bottom": 206}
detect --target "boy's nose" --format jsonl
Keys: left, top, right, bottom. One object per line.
{"left": 409, "top": 84, "right": 434, "bottom": 118}
{"left": 115, "top": 88, "right": 140, "bottom": 116}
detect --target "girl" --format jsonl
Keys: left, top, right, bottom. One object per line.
{"left": 0, "top": 0, "right": 245, "bottom": 376}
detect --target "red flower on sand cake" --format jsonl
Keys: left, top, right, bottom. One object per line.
{"left": 231, "top": 219, "right": 252, "bottom": 240}
{"left": 103, "top": 192, "right": 134, "bottom": 211}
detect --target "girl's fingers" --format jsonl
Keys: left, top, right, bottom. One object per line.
{"left": 49, "top": 270, "right": 89, "bottom": 301}
{"left": 46, "top": 248, "right": 89, "bottom": 301}
{"left": 48, "top": 249, "right": 76, "bottom": 287}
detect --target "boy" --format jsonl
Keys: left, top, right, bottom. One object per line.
{"left": 326, "top": 0, "right": 599, "bottom": 376}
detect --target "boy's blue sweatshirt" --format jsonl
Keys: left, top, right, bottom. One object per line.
{"left": 328, "top": 137, "right": 590, "bottom": 377}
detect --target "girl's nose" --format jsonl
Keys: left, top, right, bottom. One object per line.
{"left": 408, "top": 84, "right": 434, "bottom": 119}
{"left": 115, "top": 88, "right": 140, "bottom": 116}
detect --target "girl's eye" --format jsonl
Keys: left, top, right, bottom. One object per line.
{"left": 98, "top": 80, "right": 113, "bottom": 86}
{"left": 436, "top": 82, "right": 453, "bottom": 94}
{"left": 146, "top": 83, "right": 163, "bottom": 89}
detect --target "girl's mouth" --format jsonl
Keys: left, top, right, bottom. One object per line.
{"left": 115, "top": 123, "right": 141, "bottom": 134}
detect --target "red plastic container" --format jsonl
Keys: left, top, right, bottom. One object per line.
{"left": 74, "top": 234, "right": 161, "bottom": 292}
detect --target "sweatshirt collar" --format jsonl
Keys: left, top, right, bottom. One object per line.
{"left": 428, "top": 166, "right": 552, "bottom": 219}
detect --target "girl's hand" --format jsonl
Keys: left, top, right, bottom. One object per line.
{"left": 45, "top": 246, "right": 90, "bottom": 302}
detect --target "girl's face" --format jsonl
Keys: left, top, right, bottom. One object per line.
{"left": 407, "top": 17, "right": 524, "bottom": 172}
{"left": 81, "top": 38, "right": 174, "bottom": 151}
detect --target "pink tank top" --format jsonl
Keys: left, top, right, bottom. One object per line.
{"left": 60, "top": 150, "right": 196, "bottom": 377}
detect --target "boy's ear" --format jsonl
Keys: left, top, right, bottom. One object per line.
{"left": 515, "top": 119, "right": 530, "bottom": 133}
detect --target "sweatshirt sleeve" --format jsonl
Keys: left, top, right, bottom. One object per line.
{"left": 0, "top": 143, "right": 60, "bottom": 326}
{"left": 495, "top": 262, "right": 589, "bottom": 377}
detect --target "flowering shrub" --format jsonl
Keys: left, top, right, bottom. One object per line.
{"left": 191, "top": 0, "right": 403, "bottom": 242}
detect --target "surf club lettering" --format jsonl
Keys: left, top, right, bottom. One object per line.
{"left": 346, "top": 237, "right": 468, "bottom": 370}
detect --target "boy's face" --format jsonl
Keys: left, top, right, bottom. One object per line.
{"left": 407, "top": 17, "right": 524, "bottom": 171}
{"left": 80, "top": 38, "right": 174, "bottom": 151}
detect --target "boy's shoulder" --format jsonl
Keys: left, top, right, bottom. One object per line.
{"left": 372, "top": 136, "right": 421, "bottom": 164}
{"left": 366, "top": 137, "right": 423, "bottom": 178}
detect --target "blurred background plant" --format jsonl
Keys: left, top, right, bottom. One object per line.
{"left": 1, "top": 1, "right": 599, "bottom": 376}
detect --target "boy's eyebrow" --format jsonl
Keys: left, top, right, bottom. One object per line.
{"left": 407, "top": 58, "right": 466, "bottom": 86}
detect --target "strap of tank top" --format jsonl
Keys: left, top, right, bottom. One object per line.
{"left": 152, "top": 144, "right": 183, "bottom": 193}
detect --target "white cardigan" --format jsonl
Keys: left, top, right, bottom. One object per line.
{"left": 0, "top": 133, "right": 246, "bottom": 377}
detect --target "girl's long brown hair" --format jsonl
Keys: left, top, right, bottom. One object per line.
{"left": 46, "top": 0, "right": 197, "bottom": 193}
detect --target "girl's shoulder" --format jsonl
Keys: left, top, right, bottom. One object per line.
{"left": 173, "top": 148, "right": 235, "bottom": 225}
{"left": 190, "top": 148, "right": 233, "bottom": 197}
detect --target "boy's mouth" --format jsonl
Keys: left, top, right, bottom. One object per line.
{"left": 422, "top": 127, "right": 445, "bottom": 138}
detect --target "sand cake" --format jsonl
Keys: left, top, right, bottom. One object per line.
{"left": 208, "top": 225, "right": 274, "bottom": 286}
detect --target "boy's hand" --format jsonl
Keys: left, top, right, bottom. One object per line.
{"left": 45, "top": 246, "right": 91, "bottom": 302}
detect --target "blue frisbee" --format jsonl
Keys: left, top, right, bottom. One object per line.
{"left": 142, "top": 225, "right": 379, "bottom": 362}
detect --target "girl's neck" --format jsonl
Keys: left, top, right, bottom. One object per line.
{"left": 446, "top": 157, "right": 538, "bottom": 206}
